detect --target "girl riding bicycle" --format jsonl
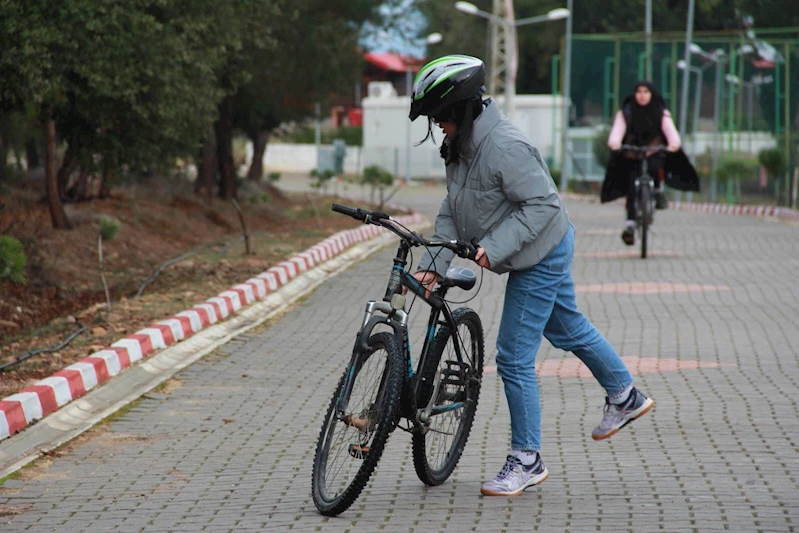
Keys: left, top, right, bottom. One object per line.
{"left": 602, "top": 81, "right": 699, "bottom": 245}
{"left": 410, "top": 55, "right": 655, "bottom": 497}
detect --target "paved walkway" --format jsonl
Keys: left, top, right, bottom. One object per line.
{"left": 1, "top": 181, "right": 798, "bottom": 532}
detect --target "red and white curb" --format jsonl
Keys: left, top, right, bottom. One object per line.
{"left": 668, "top": 201, "right": 799, "bottom": 221}
{"left": 0, "top": 212, "right": 425, "bottom": 441}
{"left": 561, "top": 192, "right": 799, "bottom": 221}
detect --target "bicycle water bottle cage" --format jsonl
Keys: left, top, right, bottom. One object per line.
{"left": 439, "top": 266, "right": 477, "bottom": 291}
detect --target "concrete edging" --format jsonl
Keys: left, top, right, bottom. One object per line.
{"left": 0, "top": 209, "right": 425, "bottom": 442}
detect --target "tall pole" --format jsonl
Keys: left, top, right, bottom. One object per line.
{"left": 678, "top": 0, "right": 695, "bottom": 134}
{"left": 405, "top": 67, "right": 412, "bottom": 184}
{"left": 645, "top": 0, "right": 653, "bottom": 80}
{"left": 559, "top": 0, "right": 573, "bottom": 194}
{"left": 711, "top": 60, "right": 722, "bottom": 202}
{"left": 692, "top": 67, "right": 701, "bottom": 156}
{"left": 504, "top": 0, "right": 517, "bottom": 123}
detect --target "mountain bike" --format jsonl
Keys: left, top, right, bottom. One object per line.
{"left": 621, "top": 144, "right": 667, "bottom": 259}
{"left": 311, "top": 204, "right": 485, "bottom": 517}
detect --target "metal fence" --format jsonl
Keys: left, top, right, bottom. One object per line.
{"left": 557, "top": 28, "right": 799, "bottom": 206}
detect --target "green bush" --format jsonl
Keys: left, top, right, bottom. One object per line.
{"left": 592, "top": 126, "right": 613, "bottom": 168}
{"left": 99, "top": 215, "right": 121, "bottom": 241}
{"left": 0, "top": 235, "right": 26, "bottom": 284}
{"left": 267, "top": 171, "right": 281, "bottom": 182}
{"left": 548, "top": 167, "right": 562, "bottom": 189}
{"left": 716, "top": 156, "right": 759, "bottom": 183}
{"left": 758, "top": 147, "right": 787, "bottom": 179}
{"left": 362, "top": 165, "right": 394, "bottom": 187}
{"left": 310, "top": 168, "right": 336, "bottom": 189}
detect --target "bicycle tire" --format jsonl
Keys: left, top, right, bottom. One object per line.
{"left": 640, "top": 183, "right": 650, "bottom": 259}
{"left": 412, "top": 308, "right": 484, "bottom": 486}
{"left": 312, "top": 332, "right": 404, "bottom": 516}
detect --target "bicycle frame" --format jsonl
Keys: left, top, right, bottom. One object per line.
{"left": 633, "top": 171, "right": 655, "bottom": 229}
{"left": 335, "top": 237, "right": 471, "bottom": 433}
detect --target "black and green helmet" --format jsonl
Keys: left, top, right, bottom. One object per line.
{"left": 409, "top": 55, "right": 486, "bottom": 121}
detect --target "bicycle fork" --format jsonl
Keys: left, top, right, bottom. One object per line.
{"left": 335, "top": 301, "right": 409, "bottom": 423}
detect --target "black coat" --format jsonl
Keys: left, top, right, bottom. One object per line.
{"left": 601, "top": 149, "right": 700, "bottom": 203}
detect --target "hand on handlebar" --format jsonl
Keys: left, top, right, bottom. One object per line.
{"left": 474, "top": 247, "right": 491, "bottom": 269}
{"left": 407, "top": 271, "right": 439, "bottom": 298}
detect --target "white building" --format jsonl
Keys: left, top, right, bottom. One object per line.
{"left": 361, "top": 85, "right": 567, "bottom": 180}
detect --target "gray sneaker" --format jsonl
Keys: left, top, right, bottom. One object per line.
{"left": 480, "top": 454, "right": 549, "bottom": 496}
{"left": 592, "top": 387, "right": 655, "bottom": 441}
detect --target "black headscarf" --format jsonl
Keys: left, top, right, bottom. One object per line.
{"left": 417, "top": 97, "right": 484, "bottom": 165}
{"left": 622, "top": 81, "right": 667, "bottom": 146}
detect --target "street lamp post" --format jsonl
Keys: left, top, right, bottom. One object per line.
{"left": 690, "top": 43, "right": 728, "bottom": 202}
{"left": 726, "top": 74, "right": 768, "bottom": 152}
{"left": 677, "top": 59, "right": 712, "bottom": 154}
{"left": 454, "top": 1, "right": 570, "bottom": 190}
{"left": 678, "top": 0, "right": 696, "bottom": 135}
{"left": 454, "top": 1, "right": 569, "bottom": 124}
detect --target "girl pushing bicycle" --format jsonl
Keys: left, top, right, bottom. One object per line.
{"left": 602, "top": 81, "right": 699, "bottom": 245}
{"left": 409, "top": 55, "right": 655, "bottom": 497}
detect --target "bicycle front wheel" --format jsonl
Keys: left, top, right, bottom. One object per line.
{"left": 412, "top": 308, "right": 484, "bottom": 486}
{"left": 640, "top": 184, "right": 651, "bottom": 259}
{"left": 312, "top": 332, "right": 404, "bottom": 516}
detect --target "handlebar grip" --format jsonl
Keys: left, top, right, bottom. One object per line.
{"left": 455, "top": 239, "right": 479, "bottom": 261}
{"left": 331, "top": 203, "right": 364, "bottom": 220}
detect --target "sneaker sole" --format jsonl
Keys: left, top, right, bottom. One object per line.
{"left": 592, "top": 398, "right": 655, "bottom": 441}
{"left": 479, "top": 468, "right": 549, "bottom": 497}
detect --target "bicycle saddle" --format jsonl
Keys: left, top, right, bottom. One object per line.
{"left": 441, "top": 266, "right": 476, "bottom": 290}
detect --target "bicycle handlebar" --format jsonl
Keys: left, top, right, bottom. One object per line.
{"left": 331, "top": 203, "right": 478, "bottom": 261}
{"left": 620, "top": 144, "right": 668, "bottom": 152}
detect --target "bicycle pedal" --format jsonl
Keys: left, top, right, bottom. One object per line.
{"left": 348, "top": 444, "right": 370, "bottom": 459}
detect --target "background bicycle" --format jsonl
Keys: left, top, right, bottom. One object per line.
{"left": 620, "top": 144, "right": 668, "bottom": 259}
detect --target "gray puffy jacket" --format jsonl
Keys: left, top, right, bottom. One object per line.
{"left": 417, "top": 99, "right": 570, "bottom": 276}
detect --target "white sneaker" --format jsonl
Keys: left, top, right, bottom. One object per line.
{"left": 480, "top": 454, "right": 549, "bottom": 496}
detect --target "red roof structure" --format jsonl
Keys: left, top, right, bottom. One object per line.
{"left": 363, "top": 52, "right": 425, "bottom": 73}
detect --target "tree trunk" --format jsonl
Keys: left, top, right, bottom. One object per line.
{"left": 247, "top": 130, "right": 269, "bottom": 182}
{"left": 195, "top": 125, "right": 217, "bottom": 205}
{"left": 0, "top": 136, "right": 7, "bottom": 182}
{"left": 67, "top": 168, "right": 91, "bottom": 201}
{"left": 44, "top": 120, "right": 71, "bottom": 229}
{"left": 216, "top": 95, "right": 236, "bottom": 200}
{"left": 57, "top": 138, "right": 78, "bottom": 201}
{"left": 25, "top": 138, "right": 40, "bottom": 169}
{"left": 98, "top": 171, "right": 111, "bottom": 199}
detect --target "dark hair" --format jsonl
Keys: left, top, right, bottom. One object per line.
{"left": 416, "top": 98, "right": 484, "bottom": 165}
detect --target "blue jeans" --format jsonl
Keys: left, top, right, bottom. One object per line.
{"left": 495, "top": 225, "right": 633, "bottom": 452}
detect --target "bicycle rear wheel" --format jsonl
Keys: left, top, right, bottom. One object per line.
{"left": 640, "top": 183, "right": 651, "bottom": 259}
{"left": 312, "top": 332, "right": 403, "bottom": 516}
{"left": 412, "top": 308, "right": 484, "bottom": 486}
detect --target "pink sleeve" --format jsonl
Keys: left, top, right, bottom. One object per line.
{"left": 661, "top": 111, "right": 681, "bottom": 148}
{"left": 607, "top": 111, "right": 626, "bottom": 147}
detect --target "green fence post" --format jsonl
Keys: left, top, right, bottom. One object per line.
{"left": 727, "top": 48, "right": 737, "bottom": 154}
{"left": 671, "top": 41, "right": 678, "bottom": 125}
{"left": 660, "top": 58, "right": 671, "bottom": 107}
{"left": 551, "top": 54, "right": 560, "bottom": 169}
{"left": 613, "top": 38, "right": 621, "bottom": 113}
{"left": 638, "top": 51, "right": 646, "bottom": 80}
{"left": 783, "top": 42, "right": 791, "bottom": 206}
{"left": 604, "top": 57, "right": 614, "bottom": 122}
